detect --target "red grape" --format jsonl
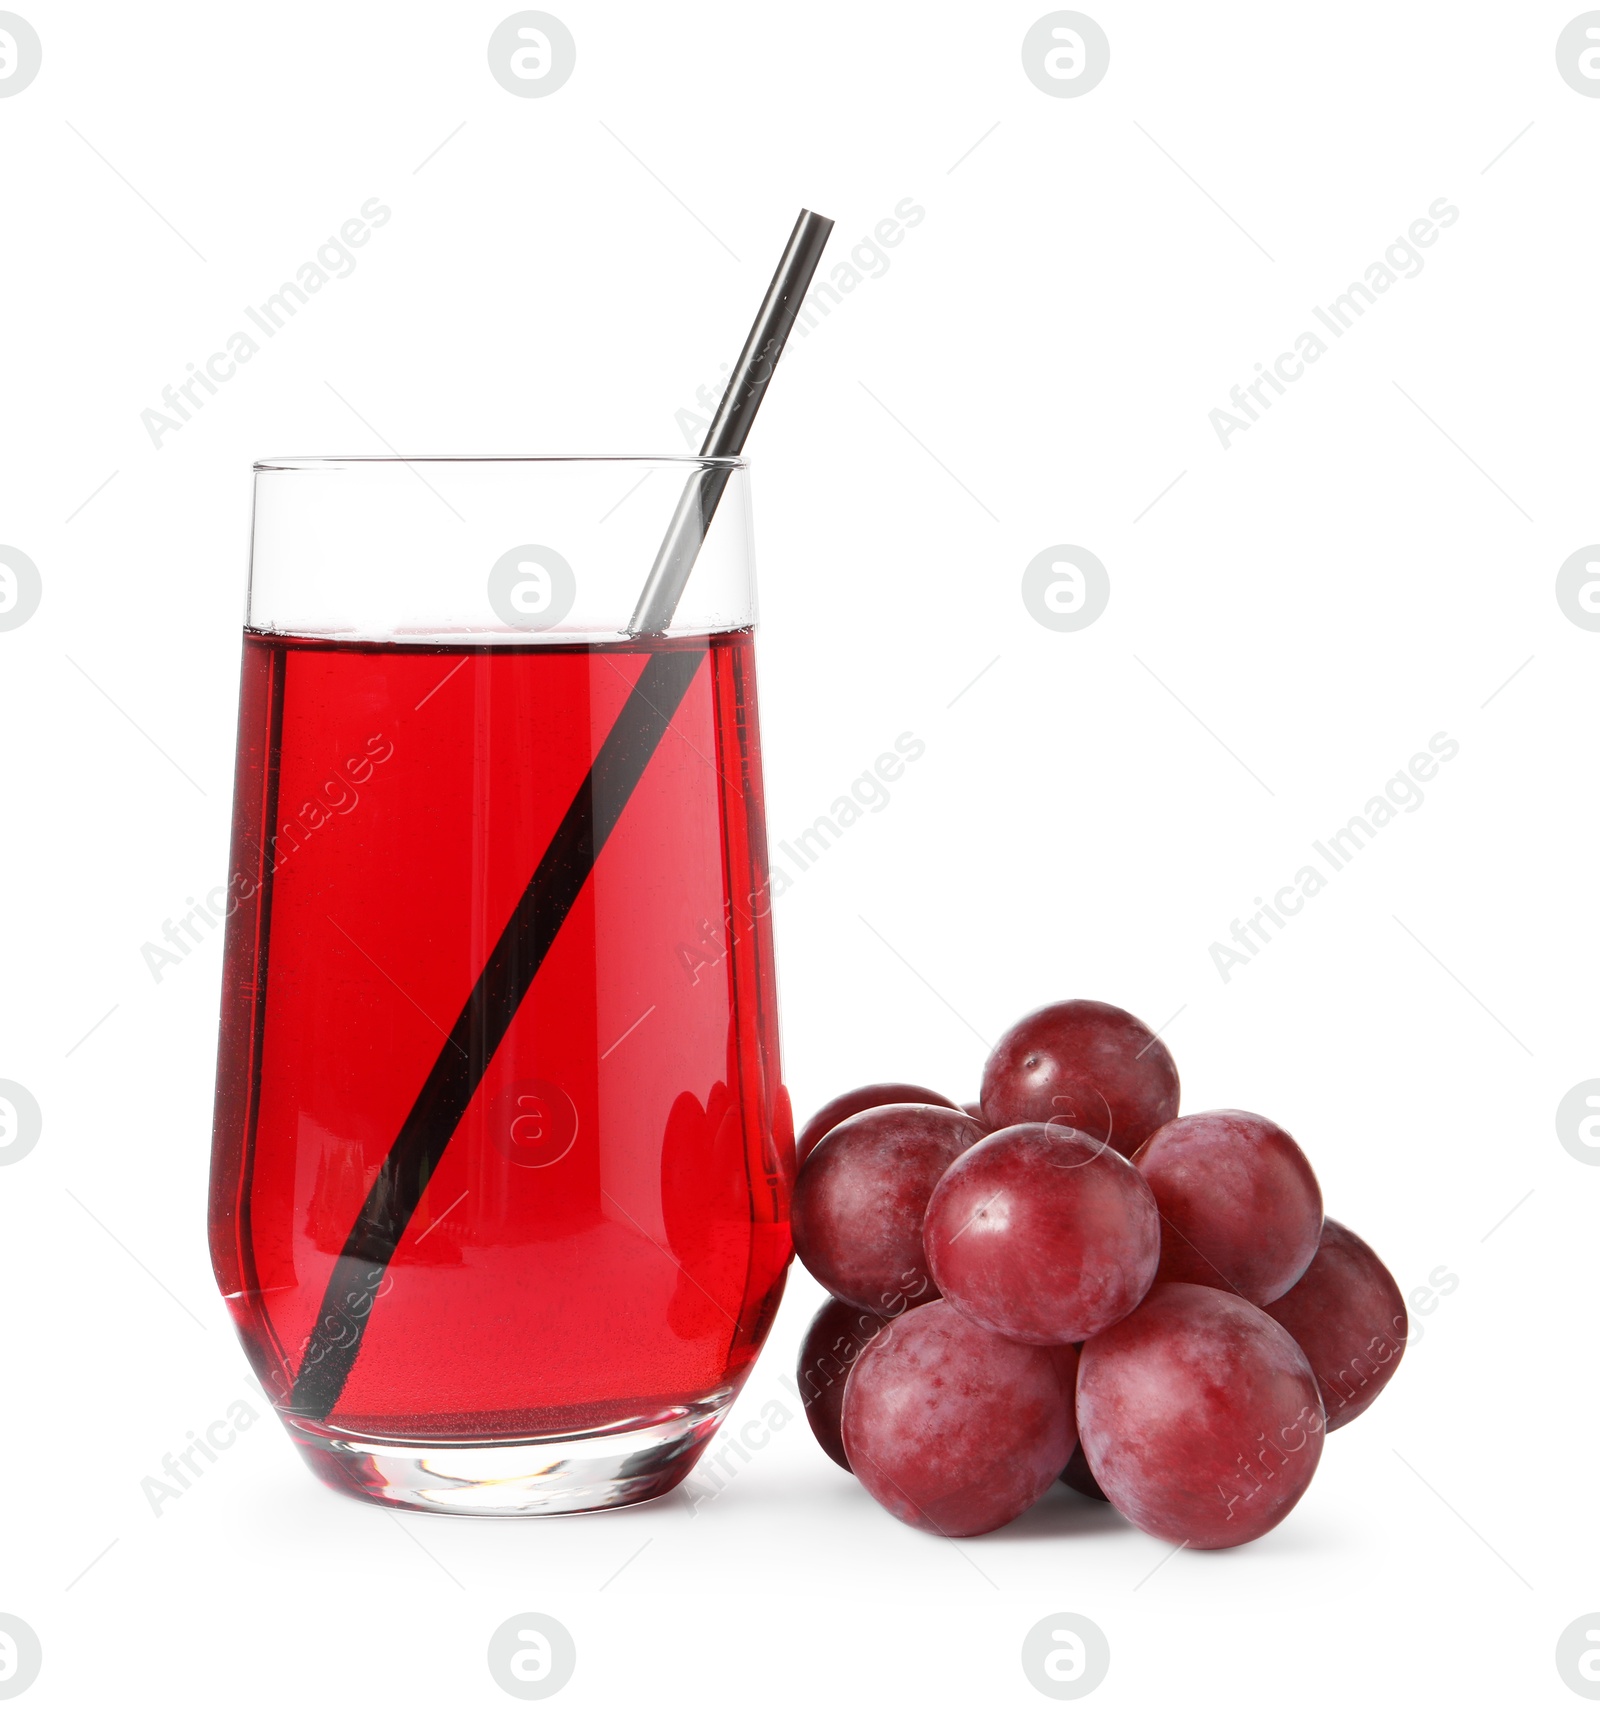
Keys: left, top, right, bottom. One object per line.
{"left": 980, "top": 1000, "right": 1179, "bottom": 1156}
{"left": 796, "top": 1082, "right": 958, "bottom": 1165}
{"left": 1077, "top": 1282, "right": 1323, "bottom": 1548}
{"left": 1133, "top": 1110, "right": 1322, "bottom": 1305}
{"left": 924, "top": 1124, "right": 1160, "bottom": 1344}
{"left": 1263, "top": 1218, "right": 1407, "bottom": 1429}
{"left": 796, "top": 1297, "right": 890, "bottom": 1469}
{"left": 960, "top": 1100, "right": 987, "bottom": 1126}
{"left": 1061, "top": 1442, "right": 1108, "bottom": 1502}
{"left": 791, "top": 1104, "right": 984, "bottom": 1315}
{"left": 841, "top": 1300, "right": 1078, "bottom": 1536}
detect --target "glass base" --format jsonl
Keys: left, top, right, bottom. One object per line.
{"left": 283, "top": 1393, "right": 732, "bottom": 1516}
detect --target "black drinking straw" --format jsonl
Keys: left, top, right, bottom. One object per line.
{"left": 629, "top": 209, "right": 834, "bottom": 633}
{"left": 290, "top": 209, "right": 834, "bottom": 1421}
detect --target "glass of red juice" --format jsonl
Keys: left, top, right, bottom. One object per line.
{"left": 208, "top": 455, "right": 792, "bottom": 1515}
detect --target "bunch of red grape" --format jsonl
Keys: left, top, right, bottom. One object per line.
{"left": 792, "top": 1000, "right": 1407, "bottom": 1546}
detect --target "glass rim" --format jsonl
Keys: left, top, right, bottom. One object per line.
{"left": 253, "top": 453, "right": 749, "bottom": 472}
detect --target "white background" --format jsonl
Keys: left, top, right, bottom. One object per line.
{"left": 0, "top": 1, "right": 1595, "bottom": 1706}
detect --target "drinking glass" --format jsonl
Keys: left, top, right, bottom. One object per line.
{"left": 208, "top": 456, "right": 791, "bottom": 1515}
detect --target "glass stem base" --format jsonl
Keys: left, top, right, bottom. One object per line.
{"left": 282, "top": 1394, "right": 731, "bottom": 1516}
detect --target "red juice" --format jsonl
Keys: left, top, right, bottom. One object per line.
{"left": 208, "top": 628, "right": 792, "bottom": 1451}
